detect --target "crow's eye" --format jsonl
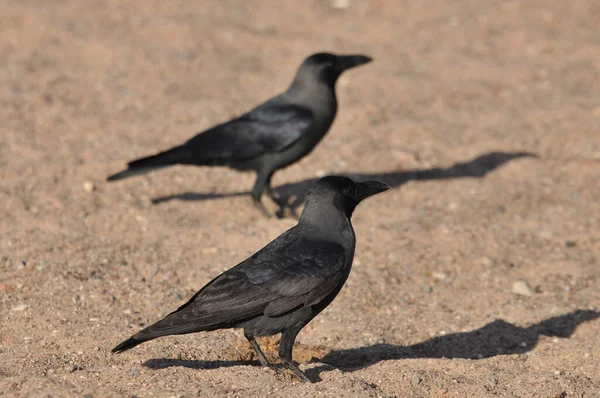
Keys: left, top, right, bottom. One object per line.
{"left": 342, "top": 186, "right": 356, "bottom": 198}
{"left": 324, "top": 61, "right": 333, "bottom": 68}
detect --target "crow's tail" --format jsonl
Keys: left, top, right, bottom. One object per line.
{"left": 111, "top": 312, "right": 213, "bottom": 354}
{"left": 107, "top": 146, "right": 189, "bottom": 182}
{"left": 111, "top": 322, "right": 171, "bottom": 353}
{"left": 111, "top": 337, "right": 146, "bottom": 353}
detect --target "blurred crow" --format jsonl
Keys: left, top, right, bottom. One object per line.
{"left": 112, "top": 176, "right": 389, "bottom": 382}
{"left": 107, "top": 53, "right": 372, "bottom": 216}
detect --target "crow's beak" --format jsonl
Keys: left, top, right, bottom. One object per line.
{"left": 337, "top": 54, "right": 373, "bottom": 71}
{"left": 354, "top": 180, "right": 390, "bottom": 202}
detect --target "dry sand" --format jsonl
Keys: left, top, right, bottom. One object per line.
{"left": 1, "top": 0, "right": 599, "bottom": 396}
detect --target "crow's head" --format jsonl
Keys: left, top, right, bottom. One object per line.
{"left": 296, "top": 52, "right": 372, "bottom": 87}
{"left": 304, "top": 176, "right": 389, "bottom": 218}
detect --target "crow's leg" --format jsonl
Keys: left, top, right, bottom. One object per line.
{"left": 279, "top": 328, "right": 311, "bottom": 383}
{"left": 265, "top": 173, "right": 283, "bottom": 205}
{"left": 251, "top": 171, "right": 272, "bottom": 217}
{"left": 264, "top": 173, "right": 299, "bottom": 219}
{"left": 245, "top": 334, "right": 272, "bottom": 368}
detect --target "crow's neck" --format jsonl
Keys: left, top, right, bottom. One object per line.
{"left": 288, "top": 77, "right": 336, "bottom": 102}
{"left": 298, "top": 205, "right": 355, "bottom": 245}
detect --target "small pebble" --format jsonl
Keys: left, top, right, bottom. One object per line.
{"left": 0, "top": 283, "right": 13, "bottom": 292}
{"left": 479, "top": 257, "right": 494, "bottom": 267}
{"left": 412, "top": 375, "right": 422, "bottom": 385}
{"left": 130, "top": 368, "right": 140, "bottom": 376}
{"left": 83, "top": 181, "right": 95, "bottom": 192}
{"left": 432, "top": 271, "right": 448, "bottom": 280}
{"left": 512, "top": 281, "right": 533, "bottom": 297}
{"left": 330, "top": 0, "right": 351, "bottom": 9}
{"left": 70, "top": 365, "right": 84, "bottom": 372}
{"left": 11, "top": 303, "right": 28, "bottom": 312}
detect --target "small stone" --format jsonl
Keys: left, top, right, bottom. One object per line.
{"left": 392, "top": 149, "right": 418, "bottom": 165}
{"left": 70, "top": 365, "right": 84, "bottom": 372}
{"left": 432, "top": 271, "right": 448, "bottom": 280}
{"left": 479, "top": 257, "right": 494, "bottom": 267}
{"left": 512, "top": 280, "right": 533, "bottom": 297}
{"left": 412, "top": 375, "right": 422, "bottom": 385}
{"left": 565, "top": 240, "right": 577, "bottom": 248}
{"left": 0, "top": 283, "right": 14, "bottom": 292}
{"left": 422, "top": 286, "right": 433, "bottom": 293}
{"left": 11, "top": 304, "right": 28, "bottom": 312}
{"left": 330, "top": 0, "right": 351, "bottom": 9}
{"left": 130, "top": 368, "right": 140, "bottom": 376}
{"left": 83, "top": 181, "right": 95, "bottom": 192}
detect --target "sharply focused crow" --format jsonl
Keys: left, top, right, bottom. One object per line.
{"left": 111, "top": 176, "right": 390, "bottom": 382}
{"left": 107, "top": 53, "right": 372, "bottom": 216}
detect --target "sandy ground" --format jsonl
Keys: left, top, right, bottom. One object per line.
{"left": 1, "top": 0, "right": 599, "bottom": 396}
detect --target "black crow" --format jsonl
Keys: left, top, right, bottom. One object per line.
{"left": 107, "top": 53, "right": 372, "bottom": 216}
{"left": 112, "top": 176, "right": 389, "bottom": 382}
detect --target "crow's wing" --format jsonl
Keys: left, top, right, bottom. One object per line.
{"left": 243, "top": 235, "right": 346, "bottom": 317}
{"left": 184, "top": 102, "right": 313, "bottom": 162}
{"left": 136, "top": 231, "right": 345, "bottom": 338}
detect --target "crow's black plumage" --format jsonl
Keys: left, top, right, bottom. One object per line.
{"left": 112, "top": 176, "right": 389, "bottom": 382}
{"left": 107, "top": 53, "right": 372, "bottom": 216}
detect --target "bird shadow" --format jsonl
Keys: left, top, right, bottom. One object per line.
{"left": 313, "top": 309, "right": 599, "bottom": 372}
{"left": 150, "top": 151, "right": 537, "bottom": 214}
{"left": 140, "top": 309, "right": 598, "bottom": 383}
{"left": 143, "top": 358, "right": 256, "bottom": 370}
